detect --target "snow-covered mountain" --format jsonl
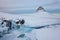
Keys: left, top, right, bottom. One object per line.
{"left": 0, "top": 9, "right": 60, "bottom": 40}
{"left": 0, "top": 8, "right": 60, "bottom": 27}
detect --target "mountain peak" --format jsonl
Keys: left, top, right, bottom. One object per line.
{"left": 36, "top": 6, "right": 45, "bottom": 12}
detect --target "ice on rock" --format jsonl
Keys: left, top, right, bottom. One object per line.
{"left": 0, "top": 6, "right": 60, "bottom": 40}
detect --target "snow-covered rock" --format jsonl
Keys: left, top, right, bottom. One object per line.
{"left": 0, "top": 10, "right": 60, "bottom": 27}
{"left": 0, "top": 8, "right": 60, "bottom": 40}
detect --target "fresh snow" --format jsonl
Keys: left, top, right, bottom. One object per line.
{"left": 0, "top": 10, "right": 60, "bottom": 40}
{"left": 0, "top": 11, "right": 60, "bottom": 26}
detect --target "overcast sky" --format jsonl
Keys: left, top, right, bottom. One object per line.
{"left": 0, "top": 0, "right": 60, "bottom": 13}
{"left": 0, "top": 0, "right": 60, "bottom": 8}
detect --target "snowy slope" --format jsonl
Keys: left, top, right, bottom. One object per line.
{"left": 0, "top": 10, "right": 60, "bottom": 40}
{"left": 0, "top": 25, "right": 60, "bottom": 40}
{"left": 0, "top": 10, "right": 60, "bottom": 27}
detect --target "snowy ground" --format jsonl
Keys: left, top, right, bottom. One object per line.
{"left": 0, "top": 25, "right": 60, "bottom": 40}
{"left": 0, "top": 10, "right": 60, "bottom": 40}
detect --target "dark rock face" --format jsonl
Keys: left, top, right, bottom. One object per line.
{"left": 1, "top": 20, "right": 12, "bottom": 30}
{"left": 17, "top": 34, "right": 25, "bottom": 38}
{"left": 36, "top": 6, "right": 45, "bottom": 12}
{"left": 20, "top": 19, "right": 25, "bottom": 25}
{"left": 16, "top": 19, "right": 25, "bottom": 25}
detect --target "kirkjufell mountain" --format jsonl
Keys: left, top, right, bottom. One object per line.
{"left": 0, "top": 6, "right": 60, "bottom": 40}
{"left": 36, "top": 6, "right": 45, "bottom": 12}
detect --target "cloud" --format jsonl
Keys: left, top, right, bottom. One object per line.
{"left": 0, "top": 0, "right": 60, "bottom": 13}
{"left": 43, "top": 0, "right": 60, "bottom": 10}
{"left": 0, "top": 0, "right": 55, "bottom": 8}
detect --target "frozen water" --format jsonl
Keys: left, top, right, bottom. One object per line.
{"left": 0, "top": 25, "right": 60, "bottom": 40}
{"left": 0, "top": 10, "right": 60, "bottom": 40}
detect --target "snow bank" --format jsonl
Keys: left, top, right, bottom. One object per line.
{"left": 0, "top": 10, "right": 60, "bottom": 27}
{"left": 0, "top": 10, "right": 60, "bottom": 40}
